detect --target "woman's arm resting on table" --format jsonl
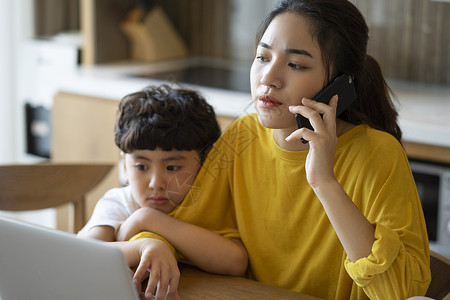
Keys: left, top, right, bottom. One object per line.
{"left": 113, "top": 239, "right": 180, "bottom": 300}
{"left": 117, "top": 207, "right": 248, "bottom": 276}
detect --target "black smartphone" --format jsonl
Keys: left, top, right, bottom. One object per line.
{"left": 295, "top": 73, "right": 356, "bottom": 142}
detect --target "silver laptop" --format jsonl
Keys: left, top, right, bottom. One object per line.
{"left": 0, "top": 217, "right": 141, "bottom": 300}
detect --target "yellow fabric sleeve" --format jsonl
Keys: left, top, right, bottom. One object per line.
{"left": 130, "top": 231, "right": 179, "bottom": 261}
{"left": 345, "top": 223, "right": 430, "bottom": 299}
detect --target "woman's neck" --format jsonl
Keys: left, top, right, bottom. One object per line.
{"left": 272, "top": 119, "right": 356, "bottom": 151}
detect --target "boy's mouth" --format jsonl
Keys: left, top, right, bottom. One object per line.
{"left": 148, "top": 197, "right": 169, "bottom": 205}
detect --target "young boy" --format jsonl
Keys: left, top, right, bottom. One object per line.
{"left": 78, "top": 84, "right": 220, "bottom": 241}
{"left": 78, "top": 85, "right": 247, "bottom": 299}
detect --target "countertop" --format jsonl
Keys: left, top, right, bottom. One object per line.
{"left": 58, "top": 59, "right": 450, "bottom": 148}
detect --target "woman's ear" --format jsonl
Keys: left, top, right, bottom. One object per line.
{"left": 119, "top": 151, "right": 129, "bottom": 185}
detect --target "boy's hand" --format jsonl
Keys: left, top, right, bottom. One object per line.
{"left": 134, "top": 238, "right": 180, "bottom": 300}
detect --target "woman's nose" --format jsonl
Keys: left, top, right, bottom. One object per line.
{"left": 260, "top": 62, "right": 283, "bottom": 89}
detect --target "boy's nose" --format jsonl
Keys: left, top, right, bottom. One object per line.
{"left": 149, "top": 173, "right": 166, "bottom": 190}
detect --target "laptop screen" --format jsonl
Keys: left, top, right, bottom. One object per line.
{"left": 0, "top": 217, "right": 140, "bottom": 300}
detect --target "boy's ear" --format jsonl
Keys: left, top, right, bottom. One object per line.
{"left": 120, "top": 152, "right": 129, "bottom": 185}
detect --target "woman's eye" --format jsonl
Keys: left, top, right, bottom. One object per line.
{"left": 167, "top": 165, "right": 181, "bottom": 171}
{"left": 256, "top": 55, "right": 268, "bottom": 62}
{"left": 288, "top": 62, "right": 306, "bottom": 70}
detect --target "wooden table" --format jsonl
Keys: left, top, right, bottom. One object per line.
{"left": 174, "top": 265, "right": 322, "bottom": 300}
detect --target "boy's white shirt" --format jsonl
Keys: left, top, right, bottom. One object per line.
{"left": 77, "top": 186, "right": 140, "bottom": 236}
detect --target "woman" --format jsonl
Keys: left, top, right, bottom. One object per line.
{"left": 120, "top": 0, "right": 431, "bottom": 298}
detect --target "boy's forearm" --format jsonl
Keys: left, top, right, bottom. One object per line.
{"left": 78, "top": 225, "right": 115, "bottom": 242}
{"left": 113, "top": 240, "right": 142, "bottom": 267}
{"left": 116, "top": 208, "right": 152, "bottom": 241}
{"left": 116, "top": 207, "right": 170, "bottom": 241}
{"left": 116, "top": 211, "right": 147, "bottom": 241}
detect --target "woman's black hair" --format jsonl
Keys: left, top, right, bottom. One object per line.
{"left": 256, "top": 0, "right": 402, "bottom": 143}
{"left": 115, "top": 84, "right": 221, "bottom": 163}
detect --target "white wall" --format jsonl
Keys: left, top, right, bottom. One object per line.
{"left": 0, "top": 0, "right": 56, "bottom": 228}
{"left": 0, "top": 1, "right": 16, "bottom": 164}
{"left": 0, "top": 0, "right": 35, "bottom": 164}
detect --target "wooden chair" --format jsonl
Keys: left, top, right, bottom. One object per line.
{"left": 0, "top": 163, "right": 113, "bottom": 233}
{"left": 425, "top": 250, "right": 450, "bottom": 299}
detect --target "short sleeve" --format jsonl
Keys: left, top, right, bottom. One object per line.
{"left": 345, "top": 223, "right": 401, "bottom": 286}
{"left": 345, "top": 223, "right": 430, "bottom": 298}
{"left": 77, "top": 188, "right": 133, "bottom": 236}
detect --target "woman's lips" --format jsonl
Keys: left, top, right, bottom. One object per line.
{"left": 259, "top": 95, "right": 282, "bottom": 107}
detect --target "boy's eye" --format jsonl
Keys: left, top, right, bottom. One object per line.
{"left": 167, "top": 165, "right": 181, "bottom": 171}
{"left": 135, "top": 164, "right": 148, "bottom": 171}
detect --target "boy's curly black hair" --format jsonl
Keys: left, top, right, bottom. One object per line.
{"left": 115, "top": 84, "right": 221, "bottom": 163}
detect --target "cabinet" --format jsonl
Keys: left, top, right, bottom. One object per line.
{"left": 51, "top": 92, "right": 120, "bottom": 231}
{"left": 404, "top": 142, "right": 450, "bottom": 164}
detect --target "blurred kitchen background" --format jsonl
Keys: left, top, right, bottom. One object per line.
{"left": 0, "top": 0, "right": 449, "bottom": 257}
{"left": 1, "top": 0, "right": 449, "bottom": 163}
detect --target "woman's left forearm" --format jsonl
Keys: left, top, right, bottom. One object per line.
{"left": 314, "top": 179, "right": 375, "bottom": 262}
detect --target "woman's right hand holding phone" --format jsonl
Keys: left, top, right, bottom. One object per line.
{"left": 287, "top": 95, "right": 375, "bottom": 262}
{"left": 286, "top": 95, "right": 339, "bottom": 189}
